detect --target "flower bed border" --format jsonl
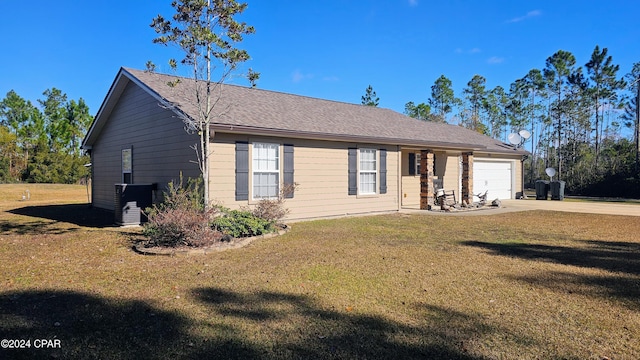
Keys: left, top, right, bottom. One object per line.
{"left": 133, "top": 225, "right": 290, "bottom": 256}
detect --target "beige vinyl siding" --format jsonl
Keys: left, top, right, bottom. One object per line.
{"left": 442, "top": 153, "right": 461, "bottom": 197}
{"left": 209, "top": 133, "right": 399, "bottom": 220}
{"left": 515, "top": 158, "right": 523, "bottom": 196}
{"left": 91, "top": 81, "right": 199, "bottom": 210}
{"left": 400, "top": 151, "right": 420, "bottom": 207}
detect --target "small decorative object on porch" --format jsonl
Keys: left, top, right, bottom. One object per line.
{"left": 475, "top": 191, "right": 488, "bottom": 206}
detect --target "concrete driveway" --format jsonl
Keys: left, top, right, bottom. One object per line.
{"left": 500, "top": 199, "right": 640, "bottom": 217}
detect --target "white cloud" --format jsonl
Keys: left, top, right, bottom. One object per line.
{"left": 408, "top": 0, "right": 418, "bottom": 6}
{"left": 507, "top": 10, "right": 542, "bottom": 23}
{"left": 469, "top": 48, "right": 481, "bottom": 54}
{"left": 291, "top": 69, "right": 313, "bottom": 83}
{"left": 323, "top": 75, "right": 340, "bottom": 82}
{"left": 487, "top": 56, "right": 505, "bottom": 64}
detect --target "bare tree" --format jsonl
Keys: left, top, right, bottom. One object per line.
{"left": 150, "top": 0, "right": 259, "bottom": 207}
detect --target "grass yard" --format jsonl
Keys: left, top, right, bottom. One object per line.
{"left": 1, "top": 184, "right": 639, "bottom": 359}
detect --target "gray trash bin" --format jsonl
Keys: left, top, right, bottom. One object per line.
{"left": 550, "top": 180, "right": 565, "bottom": 200}
{"left": 535, "top": 180, "right": 549, "bottom": 200}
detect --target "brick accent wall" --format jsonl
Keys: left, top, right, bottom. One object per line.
{"left": 420, "top": 150, "right": 434, "bottom": 210}
{"left": 461, "top": 152, "right": 474, "bottom": 204}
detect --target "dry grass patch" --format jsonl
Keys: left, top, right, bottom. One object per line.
{"left": 0, "top": 184, "right": 639, "bottom": 359}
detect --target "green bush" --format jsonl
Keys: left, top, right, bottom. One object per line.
{"left": 211, "top": 208, "right": 274, "bottom": 238}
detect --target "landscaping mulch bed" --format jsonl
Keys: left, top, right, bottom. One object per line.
{"left": 133, "top": 226, "right": 290, "bottom": 255}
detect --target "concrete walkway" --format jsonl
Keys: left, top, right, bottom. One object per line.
{"left": 401, "top": 199, "right": 640, "bottom": 217}
{"left": 499, "top": 199, "right": 640, "bottom": 217}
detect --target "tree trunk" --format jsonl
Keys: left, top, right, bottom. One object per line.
{"left": 636, "top": 80, "right": 640, "bottom": 175}
{"left": 594, "top": 93, "right": 599, "bottom": 169}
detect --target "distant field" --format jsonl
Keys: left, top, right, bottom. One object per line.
{"left": 0, "top": 183, "right": 89, "bottom": 205}
{"left": 1, "top": 184, "right": 639, "bottom": 359}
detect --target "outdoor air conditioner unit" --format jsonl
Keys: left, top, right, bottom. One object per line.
{"left": 114, "top": 184, "right": 154, "bottom": 226}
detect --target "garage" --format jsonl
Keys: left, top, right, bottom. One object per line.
{"left": 473, "top": 160, "right": 513, "bottom": 201}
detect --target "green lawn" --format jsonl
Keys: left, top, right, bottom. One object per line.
{"left": 1, "top": 184, "right": 639, "bottom": 359}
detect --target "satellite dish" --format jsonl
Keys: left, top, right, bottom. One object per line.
{"left": 518, "top": 129, "right": 531, "bottom": 139}
{"left": 545, "top": 167, "right": 556, "bottom": 179}
{"left": 508, "top": 133, "right": 522, "bottom": 145}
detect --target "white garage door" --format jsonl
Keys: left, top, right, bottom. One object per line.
{"left": 473, "top": 161, "right": 513, "bottom": 201}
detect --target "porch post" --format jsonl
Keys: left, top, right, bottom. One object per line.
{"left": 461, "top": 152, "right": 474, "bottom": 204}
{"left": 420, "top": 149, "right": 435, "bottom": 210}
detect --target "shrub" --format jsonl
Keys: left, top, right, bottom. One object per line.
{"left": 252, "top": 183, "right": 297, "bottom": 224}
{"left": 143, "top": 207, "right": 222, "bottom": 247}
{"left": 211, "top": 208, "right": 273, "bottom": 238}
{"left": 149, "top": 174, "right": 205, "bottom": 213}
{"left": 143, "top": 175, "right": 222, "bottom": 247}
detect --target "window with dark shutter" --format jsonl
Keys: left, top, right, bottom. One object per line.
{"left": 235, "top": 141, "right": 249, "bottom": 201}
{"left": 283, "top": 144, "right": 294, "bottom": 198}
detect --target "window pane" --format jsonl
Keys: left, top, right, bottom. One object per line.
{"left": 253, "top": 142, "right": 279, "bottom": 171}
{"left": 360, "top": 149, "right": 376, "bottom": 171}
{"left": 122, "top": 148, "right": 132, "bottom": 173}
{"left": 253, "top": 172, "right": 279, "bottom": 199}
{"left": 359, "top": 172, "right": 376, "bottom": 194}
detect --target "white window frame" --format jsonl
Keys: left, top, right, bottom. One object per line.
{"left": 252, "top": 142, "right": 280, "bottom": 200}
{"left": 359, "top": 148, "right": 377, "bottom": 195}
{"left": 122, "top": 148, "right": 132, "bottom": 184}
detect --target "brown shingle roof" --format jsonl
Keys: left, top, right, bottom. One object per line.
{"left": 87, "top": 67, "right": 526, "bottom": 155}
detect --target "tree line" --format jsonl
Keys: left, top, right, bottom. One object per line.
{"left": 0, "top": 89, "right": 92, "bottom": 183}
{"left": 364, "top": 46, "right": 640, "bottom": 198}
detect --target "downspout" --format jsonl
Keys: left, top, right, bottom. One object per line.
{"left": 209, "top": 129, "right": 216, "bottom": 205}
{"left": 397, "top": 145, "right": 401, "bottom": 212}
{"left": 85, "top": 147, "right": 93, "bottom": 207}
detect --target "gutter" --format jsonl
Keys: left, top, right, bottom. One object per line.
{"left": 397, "top": 144, "right": 401, "bottom": 212}
{"left": 209, "top": 123, "right": 491, "bottom": 152}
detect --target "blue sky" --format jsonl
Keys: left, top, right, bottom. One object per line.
{"left": 1, "top": 0, "right": 639, "bottom": 123}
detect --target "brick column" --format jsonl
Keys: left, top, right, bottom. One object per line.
{"left": 420, "top": 150, "right": 435, "bottom": 210}
{"left": 461, "top": 152, "right": 474, "bottom": 204}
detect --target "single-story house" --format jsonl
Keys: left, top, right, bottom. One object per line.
{"left": 82, "top": 67, "right": 527, "bottom": 221}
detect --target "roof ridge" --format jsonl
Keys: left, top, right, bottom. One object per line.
{"left": 123, "top": 67, "right": 395, "bottom": 112}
